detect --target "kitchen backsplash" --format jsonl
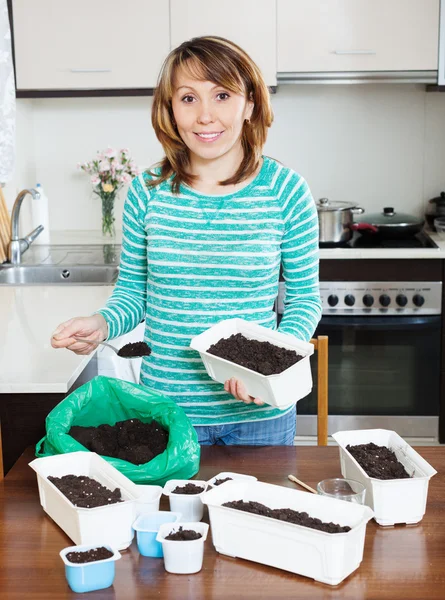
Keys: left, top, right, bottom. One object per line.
{"left": 4, "top": 83, "right": 445, "bottom": 234}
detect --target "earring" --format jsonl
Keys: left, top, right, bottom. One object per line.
{"left": 245, "top": 118, "right": 251, "bottom": 124}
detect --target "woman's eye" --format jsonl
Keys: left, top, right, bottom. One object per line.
{"left": 216, "top": 92, "right": 230, "bottom": 101}
{"left": 182, "top": 95, "right": 195, "bottom": 103}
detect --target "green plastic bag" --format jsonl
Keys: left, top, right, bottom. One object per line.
{"left": 36, "top": 375, "right": 200, "bottom": 485}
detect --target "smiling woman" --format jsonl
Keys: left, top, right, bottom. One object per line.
{"left": 51, "top": 36, "right": 322, "bottom": 446}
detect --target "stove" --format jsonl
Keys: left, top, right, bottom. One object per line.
{"left": 320, "top": 231, "right": 438, "bottom": 249}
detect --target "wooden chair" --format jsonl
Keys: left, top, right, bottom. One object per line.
{"left": 309, "top": 335, "right": 329, "bottom": 446}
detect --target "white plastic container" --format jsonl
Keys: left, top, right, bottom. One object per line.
{"left": 32, "top": 183, "right": 51, "bottom": 244}
{"left": 29, "top": 452, "right": 138, "bottom": 550}
{"left": 207, "top": 472, "right": 258, "bottom": 488}
{"left": 332, "top": 429, "right": 437, "bottom": 527}
{"left": 163, "top": 480, "right": 208, "bottom": 522}
{"left": 190, "top": 318, "right": 314, "bottom": 409}
{"left": 156, "top": 522, "right": 209, "bottom": 574}
{"left": 133, "top": 484, "right": 163, "bottom": 519}
{"left": 202, "top": 479, "right": 374, "bottom": 586}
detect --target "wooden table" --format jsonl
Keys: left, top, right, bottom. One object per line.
{"left": 0, "top": 446, "right": 444, "bottom": 600}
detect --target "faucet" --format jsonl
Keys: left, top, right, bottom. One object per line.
{"left": 9, "top": 188, "right": 45, "bottom": 265}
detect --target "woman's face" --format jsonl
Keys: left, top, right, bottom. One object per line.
{"left": 171, "top": 67, "right": 253, "bottom": 166}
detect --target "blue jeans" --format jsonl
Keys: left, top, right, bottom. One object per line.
{"left": 194, "top": 406, "right": 296, "bottom": 446}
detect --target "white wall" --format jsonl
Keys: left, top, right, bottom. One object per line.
{"left": 4, "top": 83, "right": 445, "bottom": 234}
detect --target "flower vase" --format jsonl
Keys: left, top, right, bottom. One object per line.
{"left": 96, "top": 190, "right": 117, "bottom": 237}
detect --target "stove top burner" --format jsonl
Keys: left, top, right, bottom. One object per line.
{"left": 320, "top": 232, "right": 438, "bottom": 249}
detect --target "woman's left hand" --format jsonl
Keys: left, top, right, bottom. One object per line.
{"left": 224, "top": 377, "right": 265, "bottom": 406}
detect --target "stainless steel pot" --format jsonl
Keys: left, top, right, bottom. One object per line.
{"left": 316, "top": 197, "right": 376, "bottom": 245}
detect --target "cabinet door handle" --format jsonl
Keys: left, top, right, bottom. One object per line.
{"left": 69, "top": 68, "right": 112, "bottom": 73}
{"left": 333, "top": 50, "right": 376, "bottom": 55}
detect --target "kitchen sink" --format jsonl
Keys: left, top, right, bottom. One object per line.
{"left": 0, "top": 264, "right": 118, "bottom": 285}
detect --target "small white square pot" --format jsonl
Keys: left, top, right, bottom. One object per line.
{"left": 163, "top": 480, "right": 208, "bottom": 522}
{"left": 156, "top": 522, "right": 209, "bottom": 574}
{"left": 332, "top": 429, "right": 437, "bottom": 526}
{"left": 131, "top": 484, "right": 163, "bottom": 519}
{"left": 60, "top": 544, "right": 121, "bottom": 594}
{"left": 190, "top": 318, "right": 314, "bottom": 409}
{"left": 207, "top": 472, "right": 258, "bottom": 488}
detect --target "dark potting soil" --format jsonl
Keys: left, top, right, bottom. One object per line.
{"left": 69, "top": 418, "right": 169, "bottom": 465}
{"left": 213, "top": 477, "right": 233, "bottom": 486}
{"left": 165, "top": 526, "right": 202, "bottom": 541}
{"left": 48, "top": 474, "right": 122, "bottom": 508}
{"left": 207, "top": 333, "right": 303, "bottom": 376}
{"left": 117, "top": 341, "right": 151, "bottom": 358}
{"left": 222, "top": 500, "right": 351, "bottom": 534}
{"left": 172, "top": 483, "right": 205, "bottom": 495}
{"left": 66, "top": 547, "right": 114, "bottom": 564}
{"left": 346, "top": 442, "right": 411, "bottom": 480}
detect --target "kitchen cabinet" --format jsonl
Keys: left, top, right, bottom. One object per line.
{"left": 170, "top": 0, "right": 277, "bottom": 87}
{"left": 12, "top": 0, "right": 170, "bottom": 91}
{"left": 277, "top": 0, "right": 440, "bottom": 74}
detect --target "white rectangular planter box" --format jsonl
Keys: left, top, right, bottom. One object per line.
{"left": 190, "top": 318, "right": 314, "bottom": 409}
{"left": 332, "top": 429, "right": 437, "bottom": 527}
{"left": 202, "top": 480, "right": 373, "bottom": 586}
{"left": 29, "top": 452, "right": 138, "bottom": 550}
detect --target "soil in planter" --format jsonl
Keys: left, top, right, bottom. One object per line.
{"left": 207, "top": 333, "right": 303, "bottom": 376}
{"left": 165, "top": 526, "right": 202, "bottom": 541}
{"left": 172, "top": 483, "right": 205, "bottom": 494}
{"left": 222, "top": 500, "right": 351, "bottom": 534}
{"left": 48, "top": 474, "right": 122, "bottom": 508}
{"left": 213, "top": 477, "right": 233, "bottom": 486}
{"left": 66, "top": 547, "right": 114, "bottom": 564}
{"left": 346, "top": 442, "right": 411, "bottom": 480}
{"left": 69, "top": 418, "right": 168, "bottom": 465}
{"left": 117, "top": 341, "right": 151, "bottom": 358}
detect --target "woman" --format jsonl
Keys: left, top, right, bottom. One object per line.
{"left": 51, "top": 36, "right": 322, "bottom": 446}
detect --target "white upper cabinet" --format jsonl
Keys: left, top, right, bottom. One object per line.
{"left": 13, "top": 0, "right": 170, "bottom": 90}
{"left": 170, "top": 0, "right": 277, "bottom": 86}
{"left": 277, "top": 0, "right": 440, "bottom": 73}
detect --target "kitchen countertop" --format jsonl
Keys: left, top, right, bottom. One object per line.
{"left": 0, "top": 286, "right": 113, "bottom": 394}
{"left": 49, "top": 229, "right": 445, "bottom": 259}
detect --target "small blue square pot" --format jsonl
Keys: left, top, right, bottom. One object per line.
{"left": 133, "top": 511, "right": 182, "bottom": 557}
{"left": 60, "top": 544, "right": 121, "bottom": 593}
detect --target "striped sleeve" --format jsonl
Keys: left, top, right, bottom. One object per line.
{"left": 277, "top": 174, "right": 322, "bottom": 341}
{"left": 96, "top": 176, "right": 148, "bottom": 339}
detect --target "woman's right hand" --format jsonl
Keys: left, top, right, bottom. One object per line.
{"left": 50, "top": 314, "right": 108, "bottom": 355}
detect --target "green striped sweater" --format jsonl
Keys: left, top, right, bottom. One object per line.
{"left": 98, "top": 156, "right": 322, "bottom": 426}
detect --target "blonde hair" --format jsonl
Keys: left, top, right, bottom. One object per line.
{"left": 148, "top": 36, "right": 273, "bottom": 193}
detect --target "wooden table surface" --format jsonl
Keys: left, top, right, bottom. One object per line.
{"left": 0, "top": 446, "right": 444, "bottom": 600}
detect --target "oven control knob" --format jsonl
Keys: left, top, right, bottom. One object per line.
{"left": 327, "top": 294, "right": 339, "bottom": 307}
{"left": 344, "top": 294, "right": 355, "bottom": 306}
{"left": 363, "top": 294, "right": 374, "bottom": 307}
{"left": 396, "top": 294, "right": 408, "bottom": 307}
{"left": 379, "top": 294, "right": 391, "bottom": 307}
{"left": 413, "top": 294, "right": 425, "bottom": 307}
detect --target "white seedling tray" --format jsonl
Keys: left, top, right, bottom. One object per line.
{"left": 29, "top": 452, "right": 138, "bottom": 549}
{"left": 190, "top": 318, "right": 314, "bottom": 409}
{"left": 332, "top": 429, "right": 437, "bottom": 526}
{"left": 201, "top": 480, "right": 373, "bottom": 586}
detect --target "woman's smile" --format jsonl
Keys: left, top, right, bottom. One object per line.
{"left": 194, "top": 131, "right": 224, "bottom": 142}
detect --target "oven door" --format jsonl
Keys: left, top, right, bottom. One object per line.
{"left": 295, "top": 314, "right": 441, "bottom": 438}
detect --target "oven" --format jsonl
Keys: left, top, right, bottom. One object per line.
{"left": 277, "top": 260, "right": 444, "bottom": 442}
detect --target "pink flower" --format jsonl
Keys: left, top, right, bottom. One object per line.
{"left": 122, "top": 173, "right": 132, "bottom": 184}
{"left": 99, "top": 161, "right": 110, "bottom": 172}
{"left": 104, "top": 147, "right": 117, "bottom": 159}
{"left": 91, "top": 175, "right": 100, "bottom": 185}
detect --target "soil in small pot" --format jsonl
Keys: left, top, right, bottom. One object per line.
{"left": 213, "top": 477, "right": 233, "bottom": 486}
{"left": 48, "top": 474, "right": 122, "bottom": 508}
{"left": 346, "top": 442, "right": 411, "bottom": 480}
{"left": 165, "top": 526, "right": 202, "bottom": 541}
{"left": 69, "top": 418, "right": 168, "bottom": 465}
{"left": 172, "top": 483, "right": 205, "bottom": 494}
{"left": 222, "top": 500, "right": 351, "bottom": 534}
{"left": 66, "top": 547, "right": 114, "bottom": 564}
{"left": 207, "top": 333, "right": 303, "bottom": 376}
{"left": 117, "top": 341, "right": 151, "bottom": 358}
